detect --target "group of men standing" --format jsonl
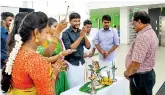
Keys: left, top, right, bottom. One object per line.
{"left": 62, "top": 13, "right": 119, "bottom": 89}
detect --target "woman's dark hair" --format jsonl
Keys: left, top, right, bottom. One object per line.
{"left": 83, "top": 19, "right": 92, "bottom": 26}
{"left": 69, "top": 12, "right": 81, "bottom": 21}
{"left": 102, "top": 15, "right": 111, "bottom": 22}
{"left": 1, "top": 11, "right": 48, "bottom": 93}
{"left": 48, "top": 17, "right": 57, "bottom": 27}
{"left": 7, "top": 12, "right": 28, "bottom": 56}
{"left": 133, "top": 11, "right": 150, "bottom": 24}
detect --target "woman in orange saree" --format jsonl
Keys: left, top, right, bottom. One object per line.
{"left": 1, "top": 12, "right": 65, "bottom": 95}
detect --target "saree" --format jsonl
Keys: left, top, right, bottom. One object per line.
{"left": 8, "top": 87, "right": 37, "bottom": 95}
{"left": 8, "top": 49, "right": 54, "bottom": 95}
{"left": 36, "top": 39, "right": 69, "bottom": 95}
{"left": 8, "top": 66, "right": 54, "bottom": 95}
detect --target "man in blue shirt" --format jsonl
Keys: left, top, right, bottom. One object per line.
{"left": 1, "top": 12, "right": 14, "bottom": 69}
{"left": 95, "top": 15, "right": 119, "bottom": 72}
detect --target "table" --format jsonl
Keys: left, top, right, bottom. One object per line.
{"left": 60, "top": 76, "right": 129, "bottom": 95}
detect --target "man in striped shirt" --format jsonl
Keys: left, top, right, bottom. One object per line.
{"left": 124, "top": 11, "right": 159, "bottom": 95}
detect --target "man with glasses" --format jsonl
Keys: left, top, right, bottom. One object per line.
{"left": 124, "top": 11, "right": 159, "bottom": 95}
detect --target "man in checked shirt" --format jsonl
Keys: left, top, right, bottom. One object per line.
{"left": 124, "top": 11, "right": 159, "bottom": 95}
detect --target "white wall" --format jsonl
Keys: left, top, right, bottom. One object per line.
{"left": 22, "top": 1, "right": 33, "bottom": 8}
{"left": 0, "top": 0, "right": 22, "bottom": 7}
{"left": 73, "top": 0, "right": 89, "bottom": 28}
{"left": 120, "top": 7, "right": 129, "bottom": 44}
{"left": 0, "top": 6, "right": 19, "bottom": 16}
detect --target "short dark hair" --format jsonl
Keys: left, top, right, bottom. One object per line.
{"left": 83, "top": 19, "right": 92, "bottom": 26}
{"left": 133, "top": 11, "right": 150, "bottom": 24}
{"left": 48, "top": 17, "right": 58, "bottom": 27}
{"left": 102, "top": 15, "right": 111, "bottom": 22}
{"left": 1, "top": 12, "right": 14, "bottom": 20}
{"left": 69, "top": 12, "right": 81, "bottom": 21}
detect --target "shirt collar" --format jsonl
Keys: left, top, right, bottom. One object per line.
{"left": 137, "top": 24, "right": 152, "bottom": 35}
{"left": 69, "top": 26, "right": 81, "bottom": 33}
{"left": 101, "top": 27, "right": 112, "bottom": 32}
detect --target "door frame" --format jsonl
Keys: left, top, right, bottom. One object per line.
{"left": 159, "top": 16, "right": 165, "bottom": 47}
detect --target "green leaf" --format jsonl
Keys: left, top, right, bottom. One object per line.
{"left": 79, "top": 82, "right": 91, "bottom": 92}
{"left": 88, "top": 65, "right": 94, "bottom": 69}
{"left": 96, "top": 66, "right": 107, "bottom": 73}
{"left": 88, "top": 69, "right": 94, "bottom": 72}
{"left": 79, "top": 81, "right": 109, "bottom": 93}
{"left": 100, "top": 66, "right": 107, "bottom": 70}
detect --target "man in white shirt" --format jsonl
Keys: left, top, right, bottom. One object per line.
{"left": 83, "top": 20, "right": 96, "bottom": 58}
{"left": 83, "top": 20, "right": 98, "bottom": 80}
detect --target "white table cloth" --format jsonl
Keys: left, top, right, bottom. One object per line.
{"left": 61, "top": 76, "right": 129, "bottom": 95}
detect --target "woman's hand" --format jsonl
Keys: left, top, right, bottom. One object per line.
{"left": 61, "top": 49, "right": 74, "bottom": 56}
{"left": 52, "top": 58, "right": 65, "bottom": 72}
{"left": 52, "top": 19, "right": 68, "bottom": 36}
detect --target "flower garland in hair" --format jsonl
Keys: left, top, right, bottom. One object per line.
{"left": 5, "top": 34, "right": 23, "bottom": 75}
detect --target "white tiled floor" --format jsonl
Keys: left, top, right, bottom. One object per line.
{"left": 0, "top": 44, "right": 164, "bottom": 95}
{"left": 93, "top": 44, "right": 165, "bottom": 95}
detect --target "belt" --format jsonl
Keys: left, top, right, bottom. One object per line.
{"left": 136, "top": 69, "right": 153, "bottom": 75}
